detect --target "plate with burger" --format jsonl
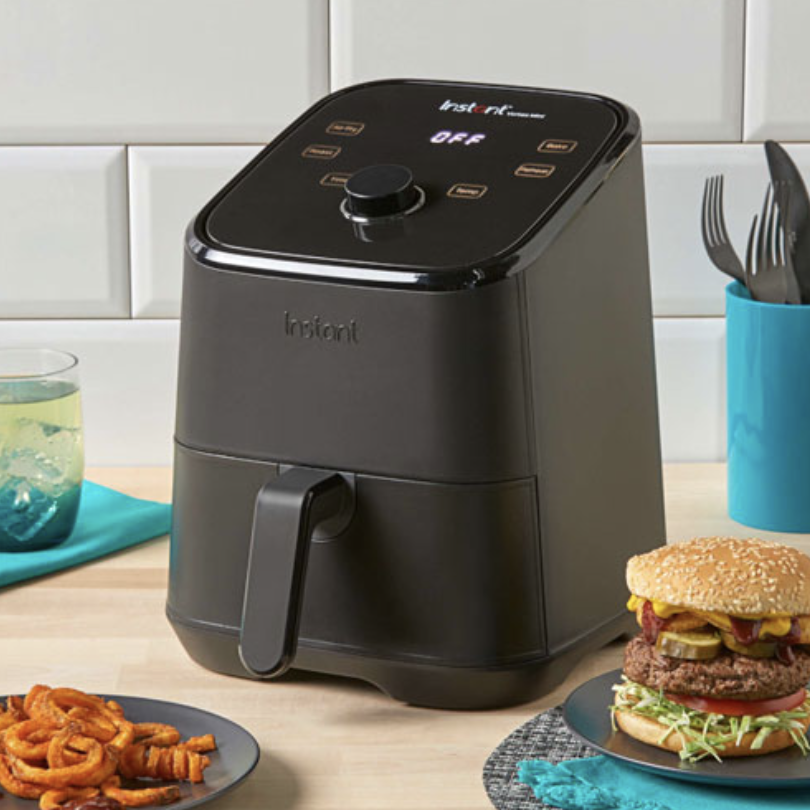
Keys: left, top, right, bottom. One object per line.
{"left": 564, "top": 537, "right": 810, "bottom": 787}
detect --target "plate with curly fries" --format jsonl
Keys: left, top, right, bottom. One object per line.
{"left": 0, "top": 686, "right": 260, "bottom": 810}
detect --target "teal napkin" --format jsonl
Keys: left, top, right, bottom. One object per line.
{"left": 0, "top": 480, "right": 172, "bottom": 588}
{"left": 518, "top": 756, "right": 810, "bottom": 810}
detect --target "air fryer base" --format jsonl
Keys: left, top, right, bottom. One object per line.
{"left": 167, "top": 605, "right": 634, "bottom": 710}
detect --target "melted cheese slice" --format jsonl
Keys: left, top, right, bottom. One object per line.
{"left": 626, "top": 594, "right": 803, "bottom": 638}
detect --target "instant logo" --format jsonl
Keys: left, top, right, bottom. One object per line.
{"left": 439, "top": 99, "right": 546, "bottom": 121}
{"left": 284, "top": 311, "right": 359, "bottom": 344}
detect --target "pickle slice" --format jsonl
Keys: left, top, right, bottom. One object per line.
{"left": 656, "top": 630, "right": 722, "bottom": 660}
{"left": 720, "top": 632, "right": 777, "bottom": 658}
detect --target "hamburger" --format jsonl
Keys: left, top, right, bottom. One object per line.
{"left": 612, "top": 537, "right": 810, "bottom": 762}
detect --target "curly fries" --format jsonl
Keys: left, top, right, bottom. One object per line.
{"left": 0, "top": 686, "right": 216, "bottom": 809}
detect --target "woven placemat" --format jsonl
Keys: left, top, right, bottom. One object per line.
{"left": 483, "top": 707, "right": 598, "bottom": 810}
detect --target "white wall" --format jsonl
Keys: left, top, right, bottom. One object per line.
{"left": 0, "top": 0, "right": 800, "bottom": 464}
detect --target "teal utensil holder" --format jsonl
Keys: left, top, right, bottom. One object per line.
{"left": 727, "top": 281, "right": 810, "bottom": 531}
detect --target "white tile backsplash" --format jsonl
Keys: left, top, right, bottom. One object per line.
{"left": 745, "top": 0, "right": 810, "bottom": 141}
{"left": 0, "top": 0, "right": 328, "bottom": 144}
{"left": 0, "top": 147, "right": 129, "bottom": 318}
{"left": 0, "top": 321, "right": 179, "bottom": 466}
{"left": 331, "top": 0, "right": 744, "bottom": 142}
{"left": 0, "top": 3, "right": 803, "bottom": 462}
{"left": 654, "top": 318, "right": 727, "bottom": 462}
{"left": 129, "top": 146, "right": 262, "bottom": 318}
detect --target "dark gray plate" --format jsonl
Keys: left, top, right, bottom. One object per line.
{"left": 563, "top": 668, "right": 810, "bottom": 788}
{"left": 0, "top": 694, "right": 260, "bottom": 808}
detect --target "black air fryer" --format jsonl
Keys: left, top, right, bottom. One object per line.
{"left": 168, "top": 79, "right": 665, "bottom": 709}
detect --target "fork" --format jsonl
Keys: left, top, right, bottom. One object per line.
{"left": 701, "top": 175, "right": 746, "bottom": 283}
{"left": 745, "top": 182, "right": 801, "bottom": 304}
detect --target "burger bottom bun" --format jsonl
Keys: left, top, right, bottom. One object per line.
{"left": 615, "top": 709, "right": 810, "bottom": 758}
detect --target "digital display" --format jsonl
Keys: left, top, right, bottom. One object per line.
{"left": 429, "top": 130, "right": 487, "bottom": 146}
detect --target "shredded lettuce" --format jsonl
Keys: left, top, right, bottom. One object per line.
{"left": 610, "top": 676, "right": 810, "bottom": 763}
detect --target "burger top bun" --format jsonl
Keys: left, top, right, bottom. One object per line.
{"left": 626, "top": 537, "right": 810, "bottom": 616}
{"left": 614, "top": 708, "right": 810, "bottom": 758}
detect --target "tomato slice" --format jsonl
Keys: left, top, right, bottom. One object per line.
{"left": 666, "top": 688, "right": 807, "bottom": 716}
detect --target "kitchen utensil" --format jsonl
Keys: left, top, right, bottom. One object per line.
{"left": 727, "top": 280, "right": 810, "bottom": 531}
{"left": 701, "top": 175, "right": 746, "bottom": 283}
{"left": 0, "top": 694, "right": 260, "bottom": 810}
{"left": 777, "top": 182, "right": 803, "bottom": 304}
{"left": 167, "top": 79, "right": 665, "bottom": 709}
{"left": 765, "top": 140, "right": 810, "bottom": 301}
{"left": 0, "top": 349, "right": 83, "bottom": 552}
{"left": 564, "top": 669, "right": 810, "bottom": 788}
{"left": 745, "top": 183, "right": 790, "bottom": 303}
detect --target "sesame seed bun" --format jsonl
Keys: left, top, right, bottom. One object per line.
{"left": 626, "top": 537, "right": 810, "bottom": 616}
{"left": 614, "top": 708, "right": 810, "bottom": 758}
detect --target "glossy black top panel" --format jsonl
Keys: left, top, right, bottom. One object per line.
{"left": 199, "top": 80, "right": 631, "bottom": 280}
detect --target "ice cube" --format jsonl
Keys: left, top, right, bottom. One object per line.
{"left": 0, "top": 418, "right": 81, "bottom": 495}
{"left": 0, "top": 477, "right": 58, "bottom": 543}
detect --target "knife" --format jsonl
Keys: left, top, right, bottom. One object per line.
{"left": 765, "top": 140, "right": 810, "bottom": 302}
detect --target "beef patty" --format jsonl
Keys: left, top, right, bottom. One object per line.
{"left": 623, "top": 634, "right": 810, "bottom": 700}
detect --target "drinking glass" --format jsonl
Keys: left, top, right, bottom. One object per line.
{"left": 0, "top": 349, "right": 84, "bottom": 551}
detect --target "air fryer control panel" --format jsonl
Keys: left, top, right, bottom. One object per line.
{"left": 203, "top": 81, "right": 624, "bottom": 274}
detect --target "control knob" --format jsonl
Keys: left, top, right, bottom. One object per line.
{"left": 342, "top": 164, "right": 424, "bottom": 221}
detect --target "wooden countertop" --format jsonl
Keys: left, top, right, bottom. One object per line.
{"left": 2, "top": 463, "right": 808, "bottom": 810}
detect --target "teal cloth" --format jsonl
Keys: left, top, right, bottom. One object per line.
{"left": 0, "top": 480, "right": 172, "bottom": 588}
{"left": 518, "top": 756, "right": 810, "bottom": 810}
